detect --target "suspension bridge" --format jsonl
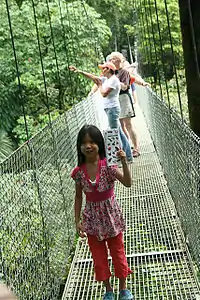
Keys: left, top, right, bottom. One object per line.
{"left": 0, "top": 0, "right": 200, "bottom": 299}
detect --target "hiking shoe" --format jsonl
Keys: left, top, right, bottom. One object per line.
{"left": 119, "top": 289, "right": 134, "bottom": 300}
{"left": 132, "top": 150, "right": 140, "bottom": 158}
{"left": 103, "top": 291, "right": 115, "bottom": 300}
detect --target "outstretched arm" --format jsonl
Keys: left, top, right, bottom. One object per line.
{"left": 74, "top": 182, "right": 86, "bottom": 238}
{"left": 133, "top": 75, "right": 151, "bottom": 87}
{"left": 135, "top": 78, "right": 150, "bottom": 87}
{"left": 69, "top": 65, "right": 99, "bottom": 83}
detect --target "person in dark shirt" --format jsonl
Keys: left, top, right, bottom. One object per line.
{"left": 109, "top": 52, "right": 140, "bottom": 157}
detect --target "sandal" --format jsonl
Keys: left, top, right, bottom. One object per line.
{"left": 119, "top": 289, "right": 134, "bottom": 300}
{"left": 103, "top": 291, "right": 115, "bottom": 300}
{"left": 132, "top": 150, "right": 140, "bottom": 158}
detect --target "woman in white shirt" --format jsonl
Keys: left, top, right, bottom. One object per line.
{"left": 69, "top": 63, "right": 133, "bottom": 162}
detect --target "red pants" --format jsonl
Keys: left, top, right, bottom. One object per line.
{"left": 87, "top": 232, "right": 132, "bottom": 281}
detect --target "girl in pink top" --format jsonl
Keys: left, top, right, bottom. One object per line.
{"left": 71, "top": 125, "right": 134, "bottom": 300}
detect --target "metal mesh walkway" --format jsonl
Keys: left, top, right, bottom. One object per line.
{"left": 62, "top": 105, "right": 200, "bottom": 300}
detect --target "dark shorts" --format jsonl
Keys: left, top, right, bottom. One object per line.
{"left": 131, "top": 83, "right": 136, "bottom": 91}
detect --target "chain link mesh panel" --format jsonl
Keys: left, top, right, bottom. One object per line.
{"left": 0, "top": 95, "right": 101, "bottom": 299}
{"left": 138, "top": 86, "right": 200, "bottom": 282}
{"left": 62, "top": 102, "right": 200, "bottom": 299}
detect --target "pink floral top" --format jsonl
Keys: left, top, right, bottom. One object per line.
{"left": 71, "top": 158, "right": 126, "bottom": 241}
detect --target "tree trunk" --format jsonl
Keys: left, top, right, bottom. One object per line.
{"left": 178, "top": 0, "right": 200, "bottom": 137}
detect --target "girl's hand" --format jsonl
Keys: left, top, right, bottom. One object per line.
{"left": 69, "top": 65, "right": 78, "bottom": 72}
{"left": 116, "top": 149, "right": 126, "bottom": 162}
{"left": 142, "top": 81, "right": 151, "bottom": 87}
{"left": 76, "top": 222, "right": 87, "bottom": 238}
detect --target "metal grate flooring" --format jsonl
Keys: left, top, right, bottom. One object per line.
{"left": 62, "top": 105, "right": 200, "bottom": 300}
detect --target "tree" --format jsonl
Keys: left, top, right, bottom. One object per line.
{"left": 178, "top": 0, "right": 200, "bottom": 137}
{"left": 135, "top": 0, "right": 184, "bottom": 80}
{"left": 86, "top": 0, "right": 136, "bottom": 56}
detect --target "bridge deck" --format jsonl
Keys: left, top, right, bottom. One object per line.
{"left": 62, "top": 106, "right": 200, "bottom": 300}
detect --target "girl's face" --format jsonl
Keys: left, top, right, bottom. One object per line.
{"left": 80, "top": 133, "right": 99, "bottom": 160}
{"left": 102, "top": 67, "right": 110, "bottom": 76}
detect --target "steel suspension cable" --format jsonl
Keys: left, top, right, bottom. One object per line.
{"left": 143, "top": 0, "right": 154, "bottom": 64}
{"left": 5, "top": 0, "right": 51, "bottom": 280}
{"left": 139, "top": 0, "right": 152, "bottom": 64}
{"left": 57, "top": 0, "right": 76, "bottom": 104}
{"left": 153, "top": 0, "right": 170, "bottom": 107}
{"left": 137, "top": 0, "right": 149, "bottom": 65}
{"left": 81, "top": 0, "right": 103, "bottom": 63}
{"left": 132, "top": 1, "right": 138, "bottom": 63}
{"left": 45, "top": 0, "right": 63, "bottom": 110}
{"left": 31, "top": 0, "right": 70, "bottom": 249}
{"left": 5, "top": 0, "right": 29, "bottom": 140}
{"left": 163, "top": 0, "right": 183, "bottom": 120}
{"left": 62, "top": 1, "right": 83, "bottom": 98}
{"left": 68, "top": 0, "right": 88, "bottom": 96}
{"left": 146, "top": 0, "right": 163, "bottom": 98}
{"left": 31, "top": 0, "right": 52, "bottom": 124}
{"left": 44, "top": 0, "right": 72, "bottom": 228}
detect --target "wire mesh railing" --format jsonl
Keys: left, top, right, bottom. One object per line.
{"left": 137, "top": 85, "right": 200, "bottom": 283}
{"left": 0, "top": 95, "right": 101, "bottom": 300}
{"left": 1, "top": 87, "right": 200, "bottom": 298}
{"left": 62, "top": 102, "right": 200, "bottom": 300}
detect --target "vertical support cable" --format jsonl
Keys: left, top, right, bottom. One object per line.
{"left": 45, "top": 0, "right": 63, "bottom": 110}
{"left": 143, "top": 0, "right": 154, "bottom": 64}
{"left": 153, "top": 0, "right": 170, "bottom": 107}
{"left": 81, "top": 0, "right": 103, "bottom": 62}
{"left": 127, "top": 33, "right": 134, "bottom": 64}
{"left": 146, "top": 0, "right": 163, "bottom": 98}
{"left": 57, "top": 0, "right": 75, "bottom": 104}
{"left": 5, "top": 0, "right": 29, "bottom": 140}
{"left": 68, "top": 0, "right": 88, "bottom": 96}
{"left": 31, "top": 0, "right": 52, "bottom": 124}
{"left": 138, "top": 0, "right": 150, "bottom": 64}
{"left": 163, "top": 0, "right": 183, "bottom": 120}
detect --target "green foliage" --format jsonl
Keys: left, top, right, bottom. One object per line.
{"left": 0, "top": 0, "right": 111, "bottom": 150}
{"left": 0, "top": 130, "right": 14, "bottom": 162}
{"left": 134, "top": 0, "right": 188, "bottom": 120}
{"left": 0, "top": 161, "right": 75, "bottom": 299}
{"left": 136, "top": 0, "right": 184, "bottom": 76}
{"left": 159, "top": 69, "right": 189, "bottom": 121}
{"left": 86, "top": 0, "right": 135, "bottom": 54}
{"left": 124, "top": 25, "right": 136, "bottom": 36}
{"left": 12, "top": 111, "right": 60, "bottom": 144}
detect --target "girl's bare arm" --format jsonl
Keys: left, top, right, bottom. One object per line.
{"left": 115, "top": 160, "right": 132, "bottom": 187}
{"left": 69, "top": 65, "right": 99, "bottom": 82}
{"left": 74, "top": 182, "right": 83, "bottom": 226}
{"left": 115, "top": 150, "right": 132, "bottom": 187}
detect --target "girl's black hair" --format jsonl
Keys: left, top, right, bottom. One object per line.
{"left": 77, "top": 125, "right": 106, "bottom": 166}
